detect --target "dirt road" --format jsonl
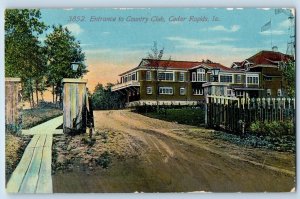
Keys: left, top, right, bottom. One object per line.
{"left": 53, "top": 110, "right": 295, "bottom": 192}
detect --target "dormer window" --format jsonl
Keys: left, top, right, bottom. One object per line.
{"left": 197, "top": 68, "right": 206, "bottom": 82}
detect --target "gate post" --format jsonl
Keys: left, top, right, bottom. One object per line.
{"left": 5, "top": 78, "right": 22, "bottom": 134}
{"left": 62, "top": 78, "right": 88, "bottom": 134}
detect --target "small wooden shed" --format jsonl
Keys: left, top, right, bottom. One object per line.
{"left": 5, "top": 77, "right": 22, "bottom": 133}
{"left": 62, "top": 78, "right": 88, "bottom": 134}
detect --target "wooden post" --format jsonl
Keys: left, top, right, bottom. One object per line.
{"left": 5, "top": 78, "right": 22, "bottom": 134}
{"left": 205, "top": 96, "right": 208, "bottom": 126}
{"left": 62, "top": 78, "right": 88, "bottom": 134}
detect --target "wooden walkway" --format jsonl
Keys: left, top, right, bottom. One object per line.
{"left": 6, "top": 116, "right": 63, "bottom": 193}
{"left": 22, "top": 115, "right": 63, "bottom": 135}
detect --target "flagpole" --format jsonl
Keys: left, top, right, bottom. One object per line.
{"left": 270, "top": 18, "right": 273, "bottom": 49}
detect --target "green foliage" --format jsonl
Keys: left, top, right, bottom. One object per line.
{"left": 213, "top": 130, "right": 295, "bottom": 152}
{"left": 249, "top": 120, "right": 295, "bottom": 137}
{"left": 95, "top": 151, "right": 111, "bottom": 169}
{"left": 91, "top": 83, "right": 125, "bottom": 110}
{"left": 45, "top": 25, "right": 87, "bottom": 102}
{"left": 5, "top": 9, "right": 48, "bottom": 104}
{"left": 282, "top": 61, "right": 295, "bottom": 97}
{"left": 139, "top": 107, "right": 205, "bottom": 126}
{"left": 5, "top": 9, "right": 87, "bottom": 106}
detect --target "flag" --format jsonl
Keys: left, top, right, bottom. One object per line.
{"left": 261, "top": 20, "right": 271, "bottom": 32}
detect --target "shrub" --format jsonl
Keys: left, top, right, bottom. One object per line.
{"left": 249, "top": 121, "right": 261, "bottom": 135}
{"left": 249, "top": 120, "right": 295, "bottom": 137}
{"left": 96, "top": 151, "right": 111, "bottom": 169}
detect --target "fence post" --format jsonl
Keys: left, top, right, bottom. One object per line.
{"left": 5, "top": 78, "right": 22, "bottom": 134}
{"left": 62, "top": 78, "right": 88, "bottom": 134}
{"left": 205, "top": 96, "right": 208, "bottom": 126}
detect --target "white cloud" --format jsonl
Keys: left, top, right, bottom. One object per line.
{"left": 259, "top": 30, "right": 286, "bottom": 36}
{"left": 166, "top": 37, "right": 201, "bottom": 49}
{"left": 206, "top": 25, "right": 240, "bottom": 32}
{"left": 165, "top": 36, "right": 255, "bottom": 55}
{"left": 63, "top": 23, "right": 84, "bottom": 35}
{"left": 278, "top": 19, "right": 291, "bottom": 29}
{"left": 227, "top": 8, "right": 243, "bottom": 10}
{"left": 166, "top": 36, "right": 237, "bottom": 49}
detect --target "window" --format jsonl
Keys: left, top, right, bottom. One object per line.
{"left": 227, "top": 89, "right": 233, "bottom": 96}
{"left": 131, "top": 73, "right": 136, "bottom": 81}
{"left": 192, "top": 72, "right": 196, "bottom": 82}
{"left": 146, "top": 71, "right": 151, "bottom": 81}
{"left": 247, "top": 76, "right": 259, "bottom": 84}
{"left": 180, "top": 87, "right": 186, "bottom": 95}
{"left": 236, "top": 75, "right": 242, "bottom": 83}
{"left": 235, "top": 91, "right": 244, "bottom": 97}
{"left": 124, "top": 75, "right": 128, "bottom": 82}
{"left": 159, "top": 87, "right": 173, "bottom": 95}
{"left": 267, "top": 89, "right": 271, "bottom": 96}
{"left": 179, "top": 72, "right": 185, "bottom": 82}
{"left": 158, "top": 72, "right": 174, "bottom": 81}
{"left": 197, "top": 68, "right": 206, "bottom": 82}
{"left": 193, "top": 88, "right": 203, "bottom": 95}
{"left": 220, "top": 75, "right": 233, "bottom": 83}
{"left": 146, "top": 87, "right": 152, "bottom": 94}
{"left": 277, "top": 89, "right": 282, "bottom": 96}
{"left": 264, "top": 76, "right": 272, "bottom": 81}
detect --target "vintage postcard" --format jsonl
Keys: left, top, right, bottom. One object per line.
{"left": 4, "top": 8, "right": 295, "bottom": 193}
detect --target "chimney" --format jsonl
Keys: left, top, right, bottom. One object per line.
{"left": 272, "top": 46, "right": 278, "bottom": 52}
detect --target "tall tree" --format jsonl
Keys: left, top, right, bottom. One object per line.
{"left": 45, "top": 25, "right": 87, "bottom": 104}
{"left": 282, "top": 61, "right": 295, "bottom": 97}
{"left": 5, "top": 9, "right": 47, "bottom": 107}
{"left": 145, "top": 41, "right": 171, "bottom": 112}
{"left": 92, "top": 83, "right": 124, "bottom": 110}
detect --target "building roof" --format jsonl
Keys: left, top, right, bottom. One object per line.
{"left": 119, "top": 58, "right": 231, "bottom": 76}
{"left": 231, "top": 50, "right": 294, "bottom": 70}
{"left": 246, "top": 50, "right": 293, "bottom": 65}
{"left": 141, "top": 58, "right": 230, "bottom": 70}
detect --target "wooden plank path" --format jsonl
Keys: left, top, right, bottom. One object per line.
{"left": 22, "top": 115, "right": 64, "bottom": 135}
{"left": 6, "top": 116, "right": 63, "bottom": 193}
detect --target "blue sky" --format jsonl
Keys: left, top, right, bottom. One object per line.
{"left": 40, "top": 8, "right": 294, "bottom": 89}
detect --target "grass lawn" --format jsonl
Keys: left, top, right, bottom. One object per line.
{"left": 143, "top": 108, "right": 205, "bottom": 126}
{"left": 22, "top": 107, "right": 63, "bottom": 129}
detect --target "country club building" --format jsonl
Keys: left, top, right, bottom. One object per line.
{"left": 230, "top": 50, "right": 293, "bottom": 98}
{"left": 111, "top": 50, "right": 293, "bottom": 106}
